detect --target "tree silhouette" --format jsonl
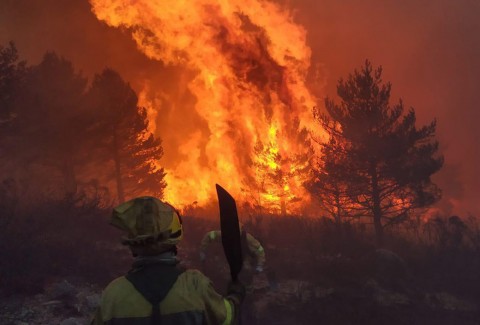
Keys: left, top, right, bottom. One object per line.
{"left": 0, "top": 42, "right": 25, "bottom": 124}
{"left": 307, "top": 136, "right": 353, "bottom": 225}
{"left": 313, "top": 60, "right": 443, "bottom": 245}
{"left": 87, "top": 69, "right": 166, "bottom": 203}
{"left": 12, "top": 52, "right": 90, "bottom": 196}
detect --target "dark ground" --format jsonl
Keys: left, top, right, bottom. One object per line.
{"left": 0, "top": 197, "right": 479, "bottom": 324}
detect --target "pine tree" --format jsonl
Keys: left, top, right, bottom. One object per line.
{"left": 12, "top": 52, "right": 89, "bottom": 196}
{"left": 87, "top": 69, "right": 166, "bottom": 203}
{"left": 313, "top": 60, "right": 443, "bottom": 245}
{"left": 308, "top": 137, "right": 352, "bottom": 225}
{"left": 0, "top": 42, "right": 25, "bottom": 124}
{"left": 251, "top": 123, "right": 311, "bottom": 215}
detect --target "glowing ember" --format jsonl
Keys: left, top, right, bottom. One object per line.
{"left": 90, "top": 0, "right": 324, "bottom": 214}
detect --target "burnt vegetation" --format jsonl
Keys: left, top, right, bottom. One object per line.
{"left": 1, "top": 43, "right": 479, "bottom": 324}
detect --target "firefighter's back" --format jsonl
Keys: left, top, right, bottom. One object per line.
{"left": 97, "top": 269, "right": 233, "bottom": 325}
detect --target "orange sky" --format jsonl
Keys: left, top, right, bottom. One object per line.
{"left": 1, "top": 0, "right": 478, "bottom": 216}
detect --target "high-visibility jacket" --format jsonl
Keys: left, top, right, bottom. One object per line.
{"left": 200, "top": 230, "right": 265, "bottom": 269}
{"left": 91, "top": 265, "right": 239, "bottom": 325}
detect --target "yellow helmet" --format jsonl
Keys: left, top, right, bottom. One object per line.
{"left": 110, "top": 196, "right": 183, "bottom": 247}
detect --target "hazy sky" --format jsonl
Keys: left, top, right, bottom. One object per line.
{"left": 1, "top": 0, "right": 479, "bottom": 216}
{"left": 295, "top": 0, "right": 480, "bottom": 216}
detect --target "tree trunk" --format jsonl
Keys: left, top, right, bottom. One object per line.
{"left": 370, "top": 163, "right": 383, "bottom": 247}
{"left": 334, "top": 188, "right": 342, "bottom": 225}
{"left": 112, "top": 129, "right": 125, "bottom": 203}
{"left": 333, "top": 189, "right": 343, "bottom": 238}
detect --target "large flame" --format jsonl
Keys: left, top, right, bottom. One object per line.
{"left": 90, "top": 0, "right": 324, "bottom": 214}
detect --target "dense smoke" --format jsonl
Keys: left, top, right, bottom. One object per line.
{"left": 291, "top": 0, "right": 480, "bottom": 216}
{"left": 1, "top": 0, "right": 479, "bottom": 215}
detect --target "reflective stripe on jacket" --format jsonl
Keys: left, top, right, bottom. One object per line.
{"left": 91, "top": 269, "right": 236, "bottom": 325}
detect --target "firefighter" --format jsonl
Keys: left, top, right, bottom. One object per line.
{"left": 199, "top": 223, "right": 267, "bottom": 290}
{"left": 199, "top": 224, "right": 266, "bottom": 325}
{"left": 91, "top": 196, "right": 245, "bottom": 325}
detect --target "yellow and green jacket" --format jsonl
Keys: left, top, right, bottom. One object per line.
{"left": 200, "top": 230, "right": 265, "bottom": 269}
{"left": 91, "top": 263, "right": 240, "bottom": 325}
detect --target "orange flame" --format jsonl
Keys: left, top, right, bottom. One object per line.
{"left": 90, "top": 0, "right": 324, "bottom": 214}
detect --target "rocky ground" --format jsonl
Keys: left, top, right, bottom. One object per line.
{"left": 1, "top": 273, "right": 478, "bottom": 325}
{"left": 0, "top": 279, "right": 100, "bottom": 325}
{"left": 254, "top": 278, "right": 479, "bottom": 324}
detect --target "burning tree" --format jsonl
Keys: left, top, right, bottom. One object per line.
{"left": 89, "top": 0, "right": 319, "bottom": 208}
{"left": 251, "top": 123, "right": 312, "bottom": 215}
{"left": 252, "top": 137, "right": 291, "bottom": 215}
{"left": 87, "top": 69, "right": 166, "bottom": 203}
{"left": 313, "top": 61, "right": 443, "bottom": 245}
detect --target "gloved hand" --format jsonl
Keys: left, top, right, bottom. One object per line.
{"left": 227, "top": 280, "right": 246, "bottom": 304}
{"left": 255, "top": 265, "right": 263, "bottom": 273}
{"left": 199, "top": 251, "right": 206, "bottom": 262}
